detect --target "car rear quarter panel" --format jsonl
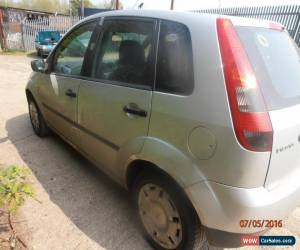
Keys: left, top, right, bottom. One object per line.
{"left": 147, "top": 15, "right": 271, "bottom": 188}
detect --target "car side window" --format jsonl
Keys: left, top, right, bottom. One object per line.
{"left": 92, "top": 19, "right": 155, "bottom": 88}
{"left": 52, "top": 21, "right": 96, "bottom": 76}
{"left": 156, "top": 21, "right": 194, "bottom": 95}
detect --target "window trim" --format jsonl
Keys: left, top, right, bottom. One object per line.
{"left": 84, "top": 16, "right": 159, "bottom": 91}
{"left": 154, "top": 19, "right": 195, "bottom": 96}
{"left": 46, "top": 18, "right": 99, "bottom": 79}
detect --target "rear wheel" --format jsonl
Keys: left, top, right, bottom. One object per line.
{"left": 28, "top": 98, "right": 50, "bottom": 137}
{"left": 133, "top": 170, "right": 208, "bottom": 250}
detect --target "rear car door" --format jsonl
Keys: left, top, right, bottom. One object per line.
{"left": 39, "top": 20, "right": 97, "bottom": 144}
{"left": 77, "top": 17, "right": 157, "bottom": 175}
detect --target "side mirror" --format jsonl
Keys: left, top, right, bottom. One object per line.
{"left": 31, "top": 59, "right": 47, "bottom": 73}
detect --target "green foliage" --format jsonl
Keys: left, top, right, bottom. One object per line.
{"left": 70, "top": 0, "right": 94, "bottom": 15}
{"left": 0, "top": 0, "right": 70, "bottom": 14}
{"left": 96, "top": 0, "right": 124, "bottom": 9}
{"left": 0, "top": 0, "right": 122, "bottom": 15}
{"left": 0, "top": 165, "right": 34, "bottom": 213}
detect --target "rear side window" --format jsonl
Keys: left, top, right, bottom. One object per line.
{"left": 92, "top": 20, "right": 155, "bottom": 88}
{"left": 156, "top": 21, "right": 194, "bottom": 95}
{"left": 236, "top": 27, "right": 300, "bottom": 110}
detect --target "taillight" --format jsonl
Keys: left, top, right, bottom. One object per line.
{"left": 217, "top": 18, "right": 273, "bottom": 152}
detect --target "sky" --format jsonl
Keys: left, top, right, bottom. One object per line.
{"left": 94, "top": 0, "right": 300, "bottom": 10}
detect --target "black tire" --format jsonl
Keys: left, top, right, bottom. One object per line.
{"left": 28, "top": 98, "right": 50, "bottom": 137}
{"left": 133, "top": 170, "right": 209, "bottom": 250}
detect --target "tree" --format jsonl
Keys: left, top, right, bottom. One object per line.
{"left": 0, "top": 0, "right": 122, "bottom": 15}
{"left": 0, "top": 0, "right": 70, "bottom": 14}
{"left": 110, "top": 0, "right": 124, "bottom": 9}
{"left": 95, "top": 0, "right": 123, "bottom": 10}
{"left": 70, "top": 0, "right": 94, "bottom": 16}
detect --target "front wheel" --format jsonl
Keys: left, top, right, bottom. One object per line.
{"left": 28, "top": 99, "right": 50, "bottom": 137}
{"left": 133, "top": 171, "right": 208, "bottom": 250}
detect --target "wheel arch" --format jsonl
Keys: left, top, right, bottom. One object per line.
{"left": 25, "top": 89, "right": 34, "bottom": 101}
{"left": 126, "top": 158, "right": 205, "bottom": 242}
{"left": 126, "top": 159, "right": 178, "bottom": 190}
{"left": 123, "top": 137, "right": 205, "bottom": 190}
{"left": 25, "top": 88, "right": 46, "bottom": 117}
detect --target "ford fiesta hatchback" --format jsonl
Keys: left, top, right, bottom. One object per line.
{"left": 26, "top": 10, "right": 300, "bottom": 250}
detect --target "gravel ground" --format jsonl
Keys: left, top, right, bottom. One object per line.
{"left": 0, "top": 54, "right": 299, "bottom": 250}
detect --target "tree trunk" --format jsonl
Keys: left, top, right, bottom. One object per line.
{"left": 170, "top": 0, "right": 175, "bottom": 10}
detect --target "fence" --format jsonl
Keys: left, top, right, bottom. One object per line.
{"left": 2, "top": 15, "right": 83, "bottom": 51}
{"left": 2, "top": 6, "right": 300, "bottom": 51}
{"left": 197, "top": 5, "right": 300, "bottom": 46}
{"left": 22, "top": 16, "right": 83, "bottom": 51}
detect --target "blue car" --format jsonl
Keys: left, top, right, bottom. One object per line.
{"left": 35, "top": 31, "right": 60, "bottom": 57}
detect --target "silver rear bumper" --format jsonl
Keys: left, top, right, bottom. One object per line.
{"left": 185, "top": 168, "right": 300, "bottom": 234}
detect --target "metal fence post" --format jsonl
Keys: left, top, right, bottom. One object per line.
{"left": 20, "top": 20, "right": 25, "bottom": 51}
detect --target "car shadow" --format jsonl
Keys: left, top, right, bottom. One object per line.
{"left": 5, "top": 113, "right": 152, "bottom": 250}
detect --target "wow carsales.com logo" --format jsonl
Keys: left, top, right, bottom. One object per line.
{"left": 241, "top": 235, "right": 296, "bottom": 246}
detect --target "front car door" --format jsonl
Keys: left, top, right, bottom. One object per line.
{"left": 38, "top": 20, "right": 97, "bottom": 144}
{"left": 77, "top": 17, "right": 157, "bottom": 177}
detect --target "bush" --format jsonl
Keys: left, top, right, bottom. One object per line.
{"left": 0, "top": 165, "right": 34, "bottom": 212}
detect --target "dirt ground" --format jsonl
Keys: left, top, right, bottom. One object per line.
{"left": 0, "top": 54, "right": 299, "bottom": 250}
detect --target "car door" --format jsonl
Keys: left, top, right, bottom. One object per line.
{"left": 38, "top": 20, "right": 97, "bottom": 144}
{"left": 77, "top": 17, "right": 157, "bottom": 176}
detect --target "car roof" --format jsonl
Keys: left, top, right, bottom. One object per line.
{"left": 80, "top": 9, "right": 217, "bottom": 27}
{"left": 86, "top": 9, "right": 205, "bottom": 19}
{"left": 73, "top": 10, "right": 281, "bottom": 35}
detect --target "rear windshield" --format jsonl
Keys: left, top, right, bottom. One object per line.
{"left": 236, "top": 27, "right": 300, "bottom": 110}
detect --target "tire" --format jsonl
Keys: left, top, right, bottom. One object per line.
{"left": 28, "top": 98, "right": 50, "bottom": 137}
{"left": 133, "top": 170, "right": 209, "bottom": 250}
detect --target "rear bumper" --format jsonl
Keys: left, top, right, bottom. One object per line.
{"left": 185, "top": 170, "right": 300, "bottom": 246}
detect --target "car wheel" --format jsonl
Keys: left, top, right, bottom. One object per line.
{"left": 28, "top": 98, "right": 50, "bottom": 137}
{"left": 133, "top": 170, "right": 209, "bottom": 250}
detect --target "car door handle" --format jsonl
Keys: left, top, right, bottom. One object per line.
{"left": 123, "top": 103, "right": 147, "bottom": 117}
{"left": 65, "top": 89, "right": 77, "bottom": 98}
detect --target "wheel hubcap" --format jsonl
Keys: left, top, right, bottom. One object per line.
{"left": 138, "top": 184, "right": 183, "bottom": 249}
{"left": 29, "top": 102, "right": 39, "bottom": 131}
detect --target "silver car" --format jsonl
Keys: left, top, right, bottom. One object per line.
{"left": 26, "top": 10, "right": 300, "bottom": 250}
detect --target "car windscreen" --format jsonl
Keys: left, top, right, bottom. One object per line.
{"left": 236, "top": 26, "right": 300, "bottom": 110}
{"left": 38, "top": 31, "right": 60, "bottom": 44}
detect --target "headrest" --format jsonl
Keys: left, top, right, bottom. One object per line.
{"left": 119, "top": 40, "right": 145, "bottom": 67}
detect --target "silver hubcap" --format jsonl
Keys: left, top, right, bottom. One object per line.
{"left": 138, "top": 184, "right": 183, "bottom": 249}
{"left": 29, "top": 102, "right": 39, "bottom": 131}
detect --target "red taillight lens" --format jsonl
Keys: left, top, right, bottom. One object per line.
{"left": 217, "top": 18, "right": 273, "bottom": 152}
